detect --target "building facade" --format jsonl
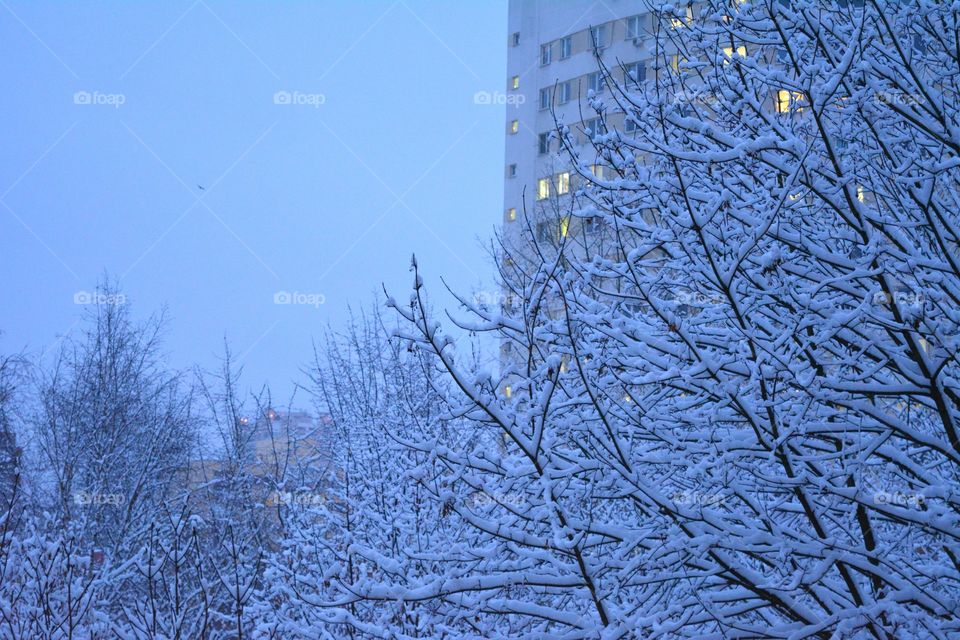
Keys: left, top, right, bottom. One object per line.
{"left": 501, "top": 0, "right": 656, "bottom": 251}
{"left": 499, "top": 1, "right": 662, "bottom": 395}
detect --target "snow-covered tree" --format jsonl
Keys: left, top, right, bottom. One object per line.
{"left": 255, "top": 309, "right": 488, "bottom": 638}
{"left": 32, "top": 284, "right": 194, "bottom": 559}
{"left": 334, "top": 1, "right": 960, "bottom": 637}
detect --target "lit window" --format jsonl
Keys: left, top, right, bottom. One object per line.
{"left": 625, "top": 61, "right": 644, "bottom": 83}
{"left": 511, "top": 75, "right": 520, "bottom": 90}
{"left": 776, "top": 89, "right": 805, "bottom": 113}
{"left": 537, "top": 177, "right": 551, "bottom": 200}
{"left": 538, "top": 132, "right": 550, "bottom": 154}
{"left": 504, "top": 385, "right": 512, "bottom": 398}
{"left": 506, "top": 207, "right": 517, "bottom": 221}
{"left": 511, "top": 32, "right": 520, "bottom": 46}
{"left": 557, "top": 172, "right": 570, "bottom": 195}
{"left": 670, "top": 54, "right": 681, "bottom": 71}
{"left": 588, "top": 72, "right": 604, "bottom": 93}
{"left": 672, "top": 4, "right": 693, "bottom": 28}
{"left": 509, "top": 120, "right": 519, "bottom": 134}
{"left": 856, "top": 185, "right": 866, "bottom": 202}
{"left": 558, "top": 81, "right": 572, "bottom": 104}
{"left": 590, "top": 164, "right": 605, "bottom": 179}
{"left": 541, "top": 43, "right": 552, "bottom": 65}
{"left": 776, "top": 90, "right": 791, "bottom": 113}
{"left": 591, "top": 24, "right": 608, "bottom": 48}
{"left": 722, "top": 45, "right": 747, "bottom": 62}
{"left": 507, "top": 164, "right": 517, "bottom": 178}
{"left": 626, "top": 15, "right": 642, "bottom": 39}
{"left": 540, "top": 88, "right": 551, "bottom": 110}
{"left": 560, "top": 36, "right": 572, "bottom": 59}
{"left": 559, "top": 216, "right": 570, "bottom": 237}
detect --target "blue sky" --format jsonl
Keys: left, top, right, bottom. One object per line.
{"left": 0, "top": 1, "right": 508, "bottom": 402}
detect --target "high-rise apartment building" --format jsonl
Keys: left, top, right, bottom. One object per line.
{"left": 501, "top": 1, "right": 654, "bottom": 254}
{"left": 499, "top": 1, "right": 659, "bottom": 395}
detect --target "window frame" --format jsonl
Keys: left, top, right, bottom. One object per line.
{"left": 538, "top": 132, "right": 550, "bottom": 155}
{"left": 588, "top": 71, "right": 605, "bottom": 94}
{"left": 537, "top": 177, "right": 551, "bottom": 200}
{"left": 591, "top": 24, "right": 608, "bottom": 49}
{"left": 625, "top": 61, "right": 645, "bottom": 84}
{"left": 540, "top": 43, "right": 552, "bottom": 66}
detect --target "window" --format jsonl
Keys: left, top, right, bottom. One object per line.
{"left": 511, "top": 32, "right": 520, "bottom": 46}
{"left": 509, "top": 120, "right": 519, "bottom": 134}
{"left": 541, "top": 43, "right": 552, "bottom": 65}
{"left": 506, "top": 207, "right": 517, "bottom": 221}
{"left": 672, "top": 4, "right": 693, "bottom": 28}
{"left": 625, "top": 116, "right": 637, "bottom": 133}
{"left": 556, "top": 172, "right": 570, "bottom": 195}
{"left": 540, "top": 88, "right": 551, "bottom": 110}
{"left": 584, "top": 117, "right": 604, "bottom": 136}
{"left": 537, "top": 177, "right": 550, "bottom": 200}
{"left": 590, "top": 164, "right": 605, "bottom": 179}
{"left": 560, "top": 36, "right": 572, "bottom": 59}
{"left": 856, "top": 185, "right": 866, "bottom": 202}
{"left": 507, "top": 164, "right": 517, "bottom": 178}
{"left": 559, "top": 216, "right": 570, "bottom": 238}
{"left": 538, "top": 132, "right": 550, "bottom": 155}
{"left": 504, "top": 385, "right": 512, "bottom": 398}
{"left": 626, "top": 15, "right": 642, "bottom": 39}
{"left": 670, "top": 54, "right": 681, "bottom": 72}
{"left": 591, "top": 24, "right": 608, "bottom": 48}
{"left": 625, "top": 61, "right": 645, "bottom": 83}
{"left": 558, "top": 81, "right": 572, "bottom": 104}
{"left": 722, "top": 45, "right": 747, "bottom": 62}
{"left": 588, "top": 72, "right": 604, "bottom": 93}
{"left": 776, "top": 89, "right": 805, "bottom": 113}
{"left": 511, "top": 75, "right": 520, "bottom": 90}
{"left": 536, "top": 221, "right": 551, "bottom": 241}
